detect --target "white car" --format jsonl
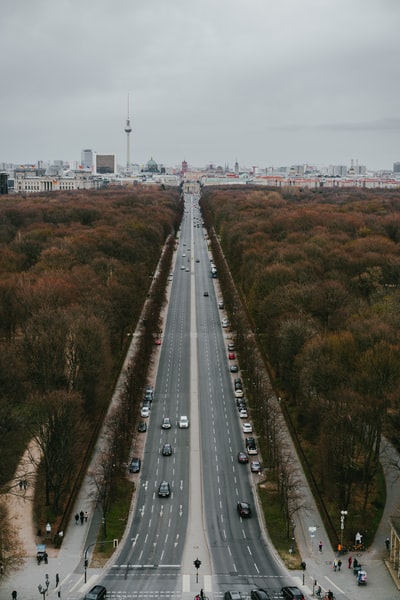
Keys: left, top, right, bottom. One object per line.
{"left": 234, "top": 389, "right": 244, "bottom": 398}
{"left": 239, "top": 408, "right": 248, "bottom": 419}
{"left": 140, "top": 406, "right": 150, "bottom": 418}
{"left": 179, "top": 415, "right": 189, "bottom": 428}
{"left": 162, "top": 417, "right": 171, "bottom": 429}
{"left": 222, "top": 318, "right": 229, "bottom": 328}
{"left": 242, "top": 422, "right": 253, "bottom": 433}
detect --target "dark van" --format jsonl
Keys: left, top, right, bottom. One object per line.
{"left": 85, "top": 585, "right": 107, "bottom": 600}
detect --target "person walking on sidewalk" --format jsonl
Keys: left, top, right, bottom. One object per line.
{"left": 348, "top": 556, "right": 352, "bottom": 569}
{"left": 337, "top": 559, "right": 342, "bottom": 571}
{"left": 12, "top": 591, "right": 17, "bottom": 600}
{"left": 319, "top": 541, "right": 323, "bottom": 552}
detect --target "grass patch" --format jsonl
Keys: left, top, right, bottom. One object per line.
{"left": 258, "top": 480, "right": 300, "bottom": 570}
{"left": 91, "top": 476, "right": 134, "bottom": 566}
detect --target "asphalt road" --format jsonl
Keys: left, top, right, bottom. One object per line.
{"left": 100, "top": 192, "right": 288, "bottom": 599}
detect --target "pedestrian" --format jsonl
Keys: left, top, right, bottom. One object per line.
{"left": 75, "top": 513, "right": 79, "bottom": 525}
{"left": 12, "top": 591, "right": 17, "bottom": 600}
{"left": 44, "top": 552, "right": 48, "bottom": 565}
{"left": 80, "top": 510, "right": 84, "bottom": 525}
{"left": 55, "top": 573, "right": 60, "bottom": 587}
{"left": 316, "top": 585, "right": 322, "bottom": 598}
{"left": 386, "top": 537, "right": 390, "bottom": 550}
{"left": 319, "top": 541, "right": 323, "bottom": 552}
{"left": 84, "top": 511, "right": 88, "bottom": 523}
{"left": 348, "top": 556, "right": 352, "bottom": 569}
{"left": 337, "top": 559, "right": 342, "bottom": 571}
{"left": 333, "top": 559, "right": 337, "bottom": 571}
{"left": 200, "top": 589, "right": 204, "bottom": 599}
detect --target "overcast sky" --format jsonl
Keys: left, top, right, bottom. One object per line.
{"left": 1, "top": 0, "right": 399, "bottom": 170}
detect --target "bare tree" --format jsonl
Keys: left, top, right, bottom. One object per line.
{"left": 0, "top": 502, "right": 25, "bottom": 577}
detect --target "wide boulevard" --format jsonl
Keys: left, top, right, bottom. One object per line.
{"left": 100, "top": 190, "right": 288, "bottom": 598}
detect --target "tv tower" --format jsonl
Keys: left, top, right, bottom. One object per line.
{"left": 124, "top": 94, "right": 132, "bottom": 174}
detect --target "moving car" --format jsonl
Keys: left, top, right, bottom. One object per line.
{"left": 129, "top": 457, "right": 141, "bottom": 473}
{"left": 137, "top": 421, "right": 147, "bottom": 433}
{"left": 203, "top": 291, "right": 209, "bottom": 297}
{"left": 224, "top": 593, "right": 242, "bottom": 600}
{"left": 281, "top": 587, "right": 305, "bottom": 600}
{"left": 158, "top": 481, "right": 171, "bottom": 497}
{"left": 161, "top": 417, "right": 171, "bottom": 429}
{"left": 237, "top": 451, "right": 249, "bottom": 464}
{"left": 162, "top": 443, "right": 173, "bottom": 456}
{"left": 250, "top": 590, "right": 271, "bottom": 600}
{"left": 85, "top": 585, "right": 107, "bottom": 600}
{"left": 179, "top": 415, "right": 189, "bottom": 428}
{"left": 237, "top": 501, "right": 251, "bottom": 518}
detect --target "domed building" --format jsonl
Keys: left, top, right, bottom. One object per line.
{"left": 144, "top": 157, "right": 159, "bottom": 173}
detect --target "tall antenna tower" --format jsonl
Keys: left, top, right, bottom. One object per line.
{"left": 124, "top": 94, "right": 132, "bottom": 174}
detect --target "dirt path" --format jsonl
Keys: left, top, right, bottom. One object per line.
{"left": 4, "top": 438, "right": 49, "bottom": 559}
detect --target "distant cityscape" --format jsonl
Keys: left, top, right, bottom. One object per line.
{"left": 2, "top": 149, "right": 400, "bottom": 195}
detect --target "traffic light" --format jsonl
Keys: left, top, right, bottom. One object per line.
{"left": 301, "top": 561, "right": 306, "bottom": 570}
{"left": 194, "top": 558, "right": 201, "bottom": 570}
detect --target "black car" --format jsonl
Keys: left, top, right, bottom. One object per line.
{"left": 281, "top": 586, "right": 305, "bottom": 600}
{"left": 129, "top": 457, "right": 141, "bottom": 473}
{"left": 138, "top": 421, "right": 147, "bottom": 433}
{"left": 203, "top": 291, "right": 209, "bottom": 297}
{"left": 158, "top": 481, "right": 171, "bottom": 497}
{"left": 237, "top": 501, "right": 251, "bottom": 518}
{"left": 251, "top": 590, "right": 271, "bottom": 600}
{"left": 224, "top": 592, "right": 242, "bottom": 600}
{"left": 162, "top": 443, "right": 173, "bottom": 456}
{"left": 229, "top": 364, "right": 239, "bottom": 373}
{"left": 85, "top": 585, "right": 107, "bottom": 600}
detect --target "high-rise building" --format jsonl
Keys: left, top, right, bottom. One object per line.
{"left": 81, "top": 149, "right": 93, "bottom": 170}
{"left": 125, "top": 95, "right": 132, "bottom": 174}
{"left": 393, "top": 162, "right": 400, "bottom": 173}
{"left": 0, "top": 172, "right": 8, "bottom": 194}
{"left": 96, "top": 155, "right": 115, "bottom": 174}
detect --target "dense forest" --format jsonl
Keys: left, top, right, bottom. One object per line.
{"left": 201, "top": 185, "right": 400, "bottom": 543}
{"left": 0, "top": 186, "right": 182, "bottom": 569}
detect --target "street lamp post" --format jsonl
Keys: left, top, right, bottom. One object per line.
{"left": 340, "top": 510, "right": 348, "bottom": 548}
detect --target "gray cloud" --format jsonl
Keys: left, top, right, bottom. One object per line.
{"left": 1, "top": 0, "right": 399, "bottom": 170}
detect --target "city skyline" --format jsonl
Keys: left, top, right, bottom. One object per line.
{"left": 1, "top": 0, "right": 399, "bottom": 171}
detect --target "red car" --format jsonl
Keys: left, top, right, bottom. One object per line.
{"left": 228, "top": 352, "right": 236, "bottom": 360}
{"left": 155, "top": 338, "right": 162, "bottom": 346}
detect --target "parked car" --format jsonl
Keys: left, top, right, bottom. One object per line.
{"left": 137, "top": 421, "right": 147, "bottom": 433}
{"left": 228, "top": 352, "right": 236, "bottom": 360}
{"left": 129, "top": 457, "right": 141, "bottom": 473}
{"left": 237, "top": 501, "right": 251, "bottom": 518}
{"left": 227, "top": 342, "right": 235, "bottom": 351}
{"left": 234, "top": 389, "right": 244, "bottom": 398}
{"left": 281, "top": 587, "right": 305, "bottom": 600}
{"left": 219, "top": 301, "right": 224, "bottom": 309}
{"left": 242, "top": 422, "right": 253, "bottom": 433}
{"left": 140, "top": 406, "right": 150, "bottom": 418}
{"left": 239, "top": 408, "right": 248, "bottom": 419}
{"left": 230, "top": 364, "right": 239, "bottom": 373}
{"left": 158, "top": 481, "right": 171, "bottom": 497}
{"left": 250, "top": 461, "right": 262, "bottom": 473}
